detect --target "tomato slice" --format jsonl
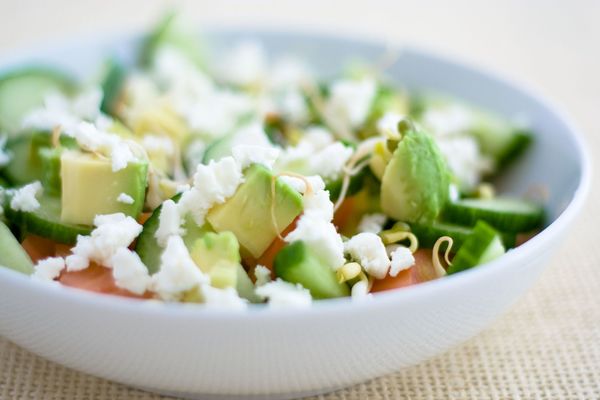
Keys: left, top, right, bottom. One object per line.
{"left": 371, "top": 249, "right": 440, "bottom": 292}
{"left": 21, "top": 235, "right": 58, "bottom": 263}
{"left": 59, "top": 263, "right": 151, "bottom": 299}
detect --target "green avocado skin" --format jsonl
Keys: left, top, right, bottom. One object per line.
{"left": 380, "top": 125, "right": 450, "bottom": 223}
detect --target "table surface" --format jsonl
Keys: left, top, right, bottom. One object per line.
{"left": 1, "top": 1, "right": 599, "bottom": 399}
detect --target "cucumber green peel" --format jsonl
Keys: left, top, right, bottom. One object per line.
{"left": 447, "top": 220, "right": 506, "bottom": 275}
{"left": 4, "top": 194, "right": 92, "bottom": 245}
{"left": 443, "top": 197, "right": 544, "bottom": 233}
{"left": 0, "top": 221, "right": 33, "bottom": 275}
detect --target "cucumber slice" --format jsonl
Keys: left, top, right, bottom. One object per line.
{"left": 411, "top": 220, "right": 516, "bottom": 250}
{"left": 274, "top": 241, "right": 350, "bottom": 299}
{"left": 2, "top": 131, "right": 76, "bottom": 186}
{"left": 0, "top": 221, "right": 34, "bottom": 274}
{"left": 447, "top": 221, "right": 505, "bottom": 275}
{"left": 0, "top": 68, "right": 75, "bottom": 135}
{"left": 4, "top": 194, "right": 92, "bottom": 244}
{"left": 443, "top": 197, "right": 544, "bottom": 232}
{"left": 39, "top": 147, "right": 63, "bottom": 195}
{"left": 202, "top": 135, "right": 233, "bottom": 164}
{"left": 134, "top": 194, "right": 211, "bottom": 274}
{"left": 99, "top": 58, "right": 126, "bottom": 117}
{"left": 470, "top": 111, "right": 532, "bottom": 169}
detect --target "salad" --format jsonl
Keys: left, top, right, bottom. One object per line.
{"left": 0, "top": 13, "right": 544, "bottom": 308}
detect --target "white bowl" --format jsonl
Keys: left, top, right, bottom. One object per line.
{"left": 0, "top": 30, "right": 590, "bottom": 400}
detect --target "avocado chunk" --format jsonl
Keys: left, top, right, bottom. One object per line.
{"left": 380, "top": 120, "right": 450, "bottom": 223}
{"left": 206, "top": 164, "right": 303, "bottom": 258}
{"left": 60, "top": 151, "right": 148, "bottom": 225}
{"left": 0, "top": 221, "right": 34, "bottom": 275}
{"left": 190, "top": 231, "right": 240, "bottom": 289}
{"left": 274, "top": 241, "right": 349, "bottom": 299}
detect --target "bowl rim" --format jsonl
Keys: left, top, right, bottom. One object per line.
{"left": 0, "top": 27, "right": 592, "bottom": 320}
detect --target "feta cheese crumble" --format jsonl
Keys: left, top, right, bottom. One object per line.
{"left": 216, "top": 40, "right": 267, "bottom": 87}
{"left": 344, "top": 232, "right": 390, "bottom": 279}
{"left": 232, "top": 144, "right": 280, "bottom": 170}
{"left": 117, "top": 193, "right": 135, "bottom": 204}
{"left": 254, "top": 264, "right": 272, "bottom": 286}
{"left": 377, "top": 112, "right": 405, "bottom": 137}
{"left": 154, "top": 199, "right": 185, "bottom": 247}
{"left": 324, "top": 78, "right": 376, "bottom": 130}
{"left": 32, "top": 257, "right": 65, "bottom": 282}
{"left": 10, "top": 181, "right": 42, "bottom": 212}
{"left": 111, "top": 248, "right": 151, "bottom": 295}
{"left": 65, "top": 213, "right": 143, "bottom": 272}
{"left": 285, "top": 187, "right": 346, "bottom": 270}
{"left": 389, "top": 246, "right": 415, "bottom": 277}
{"left": 255, "top": 279, "right": 312, "bottom": 309}
{"left": 178, "top": 156, "right": 244, "bottom": 226}
{"left": 201, "top": 285, "right": 248, "bottom": 310}
{"left": 151, "top": 235, "right": 209, "bottom": 301}
{"left": 277, "top": 175, "right": 325, "bottom": 195}
{"left": 357, "top": 213, "right": 387, "bottom": 234}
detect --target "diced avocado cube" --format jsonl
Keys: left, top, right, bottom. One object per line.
{"left": 274, "top": 241, "right": 349, "bottom": 299}
{"left": 190, "top": 231, "right": 240, "bottom": 289}
{"left": 380, "top": 120, "right": 450, "bottom": 223}
{"left": 60, "top": 151, "right": 148, "bottom": 225}
{"left": 206, "top": 164, "right": 303, "bottom": 259}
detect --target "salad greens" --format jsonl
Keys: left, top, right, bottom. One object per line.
{"left": 0, "top": 13, "right": 544, "bottom": 308}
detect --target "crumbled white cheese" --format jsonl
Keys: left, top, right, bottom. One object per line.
{"left": 357, "top": 213, "right": 387, "bottom": 234}
{"left": 302, "top": 189, "right": 335, "bottom": 221}
{"left": 377, "top": 112, "right": 404, "bottom": 136}
{"left": 0, "top": 136, "right": 11, "bottom": 167}
{"left": 177, "top": 157, "right": 244, "bottom": 226}
{"left": 151, "top": 235, "right": 209, "bottom": 301}
{"left": 152, "top": 46, "right": 213, "bottom": 104}
{"left": 308, "top": 142, "right": 353, "bottom": 181}
{"left": 255, "top": 279, "right": 312, "bottom": 309}
{"left": 32, "top": 257, "right": 65, "bottom": 282}
{"left": 389, "top": 246, "right": 415, "bottom": 277}
{"left": 286, "top": 215, "right": 345, "bottom": 270}
{"left": 111, "top": 248, "right": 151, "bottom": 295}
{"left": 232, "top": 144, "right": 280, "bottom": 169}
{"left": 324, "top": 78, "right": 376, "bottom": 129}
{"left": 275, "top": 88, "right": 309, "bottom": 124}
{"left": 201, "top": 285, "right": 248, "bottom": 310}
{"left": 154, "top": 199, "right": 184, "bottom": 247}
{"left": 10, "top": 181, "right": 42, "bottom": 212}
{"left": 117, "top": 193, "right": 135, "bottom": 204}
{"left": 65, "top": 213, "right": 143, "bottom": 271}
{"left": 302, "top": 126, "right": 335, "bottom": 149}
{"left": 66, "top": 121, "right": 137, "bottom": 172}
{"left": 179, "top": 90, "right": 257, "bottom": 139}
{"left": 229, "top": 121, "right": 273, "bottom": 149}
{"left": 21, "top": 87, "right": 103, "bottom": 132}
{"left": 436, "top": 135, "right": 493, "bottom": 189}
{"left": 277, "top": 175, "right": 325, "bottom": 195}
{"left": 344, "top": 232, "right": 390, "bottom": 279}
{"left": 254, "top": 264, "right": 272, "bottom": 286}
{"left": 216, "top": 40, "right": 267, "bottom": 87}
{"left": 141, "top": 135, "right": 175, "bottom": 156}
{"left": 421, "top": 104, "right": 473, "bottom": 137}
{"left": 351, "top": 280, "right": 372, "bottom": 301}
